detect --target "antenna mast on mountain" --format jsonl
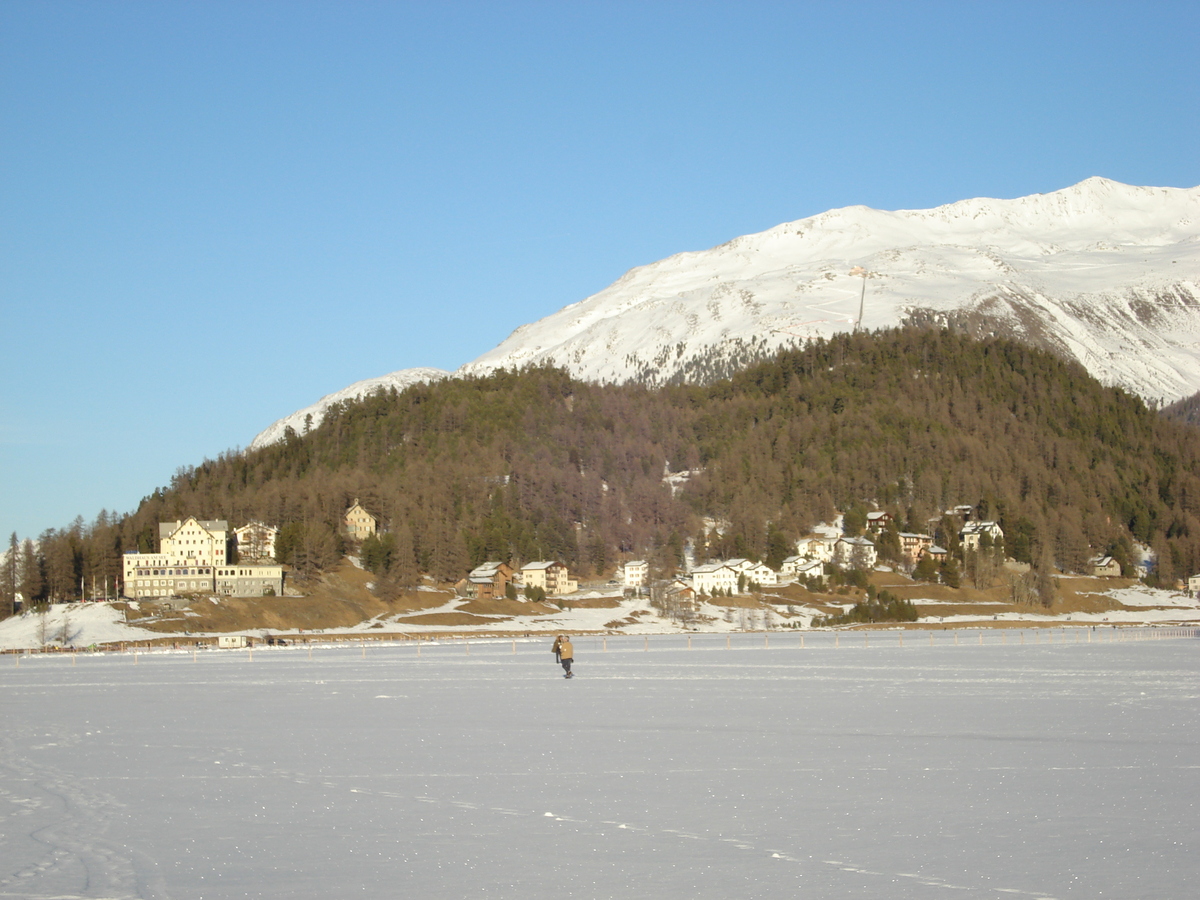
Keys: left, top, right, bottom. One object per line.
{"left": 849, "top": 266, "right": 868, "bottom": 332}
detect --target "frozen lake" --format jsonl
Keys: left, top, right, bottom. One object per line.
{"left": 2, "top": 630, "right": 1197, "bottom": 899}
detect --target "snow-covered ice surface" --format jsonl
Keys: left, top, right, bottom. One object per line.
{"left": 2, "top": 631, "right": 1197, "bottom": 899}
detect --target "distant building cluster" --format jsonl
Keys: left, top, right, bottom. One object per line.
{"left": 665, "top": 505, "right": 1000, "bottom": 597}
{"left": 122, "top": 517, "right": 284, "bottom": 599}
{"left": 457, "top": 560, "right": 580, "bottom": 599}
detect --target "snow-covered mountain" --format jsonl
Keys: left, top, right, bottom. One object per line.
{"left": 252, "top": 178, "right": 1200, "bottom": 449}
{"left": 460, "top": 178, "right": 1200, "bottom": 396}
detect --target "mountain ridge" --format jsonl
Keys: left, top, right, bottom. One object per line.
{"left": 252, "top": 178, "right": 1200, "bottom": 449}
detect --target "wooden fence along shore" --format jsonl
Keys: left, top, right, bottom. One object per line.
{"left": 5, "top": 625, "right": 1198, "bottom": 661}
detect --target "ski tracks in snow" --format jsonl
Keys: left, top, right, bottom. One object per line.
{"left": 348, "top": 786, "right": 1058, "bottom": 899}
{"left": 0, "top": 725, "right": 172, "bottom": 900}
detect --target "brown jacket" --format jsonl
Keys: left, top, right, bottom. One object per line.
{"left": 558, "top": 639, "right": 574, "bottom": 661}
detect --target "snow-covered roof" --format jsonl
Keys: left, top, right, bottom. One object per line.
{"left": 469, "top": 561, "right": 507, "bottom": 578}
{"left": 961, "top": 520, "right": 1002, "bottom": 535}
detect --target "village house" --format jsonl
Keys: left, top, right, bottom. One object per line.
{"left": 665, "top": 578, "right": 696, "bottom": 601}
{"left": 1089, "top": 556, "right": 1122, "bottom": 578}
{"left": 779, "top": 556, "right": 805, "bottom": 577}
{"left": 622, "top": 560, "right": 649, "bottom": 588}
{"left": 959, "top": 521, "right": 1004, "bottom": 551}
{"left": 343, "top": 500, "right": 378, "bottom": 540}
{"left": 898, "top": 532, "right": 934, "bottom": 564}
{"left": 122, "top": 517, "right": 284, "bottom": 599}
{"left": 459, "top": 561, "right": 515, "bottom": 600}
{"left": 834, "top": 536, "right": 878, "bottom": 571}
{"left": 1189, "top": 574, "right": 1200, "bottom": 597}
{"left": 725, "top": 558, "right": 777, "bottom": 587}
{"left": 865, "top": 511, "right": 893, "bottom": 532}
{"left": 690, "top": 562, "right": 738, "bottom": 596}
{"left": 519, "top": 560, "right": 578, "bottom": 596}
{"left": 234, "top": 521, "right": 278, "bottom": 562}
{"left": 796, "top": 535, "right": 838, "bottom": 563}
{"left": 781, "top": 556, "right": 827, "bottom": 584}
{"left": 922, "top": 545, "right": 948, "bottom": 563}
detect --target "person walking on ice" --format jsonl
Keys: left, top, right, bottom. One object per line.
{"left": 552, "top": 634, "right": 564, "bottom": 664}
{"left": 557, "top": 635, "right": 574, "bottom": 678}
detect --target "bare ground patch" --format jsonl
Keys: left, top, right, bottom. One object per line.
{"left": 400, "top": 612, "right": 504, "bottom": 627}
{"left": 459, "top": 597, "right": 557, "bottom": 616}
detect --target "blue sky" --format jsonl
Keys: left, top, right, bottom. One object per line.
{"left": 2, "top": 1, "right": 1198, "bottom": 543}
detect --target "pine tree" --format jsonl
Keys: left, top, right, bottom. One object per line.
{"left": 1, "top": 533, "right": 18, "bottom": 617}
{"left": 20, "top": 539, "right": 43, "bottom": 606}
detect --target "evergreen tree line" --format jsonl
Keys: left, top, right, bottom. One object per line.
{"left": 4, "top": 328, "right": 1199, "bottom": 611}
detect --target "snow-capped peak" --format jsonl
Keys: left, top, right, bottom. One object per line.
{"left": 252, "top": 179, "right": 1200, "bottom": 448}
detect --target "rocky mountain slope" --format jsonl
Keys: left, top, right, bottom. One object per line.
{"left": 253, "top": 178, "right": 1199, "bottom": 449}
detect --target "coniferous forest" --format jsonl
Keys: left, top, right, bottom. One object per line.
{"left": 5, "top": 328, "right": 1200, "bottom": 610}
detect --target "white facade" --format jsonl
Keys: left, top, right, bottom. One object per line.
{"left": 520, "top": 561, "right": 578, "bottom": 595}
{"left": 161, "top": 518, "right": 229, "bottom": 566}
{"left": 691, "top": 563, "right": 738, "bottom": 596}
{"left": 794, "top": 558, "right": 827, "bottom": 583}
{"left": 234, "top": 522, "right": 278, "bottom": 562}
{"left": 725, "top": 558, "right": 777, "bottom": 586}
{"left": 834, "top": 536, "right": 878, "bottom": 570}
{"left": 960, "top": 521, "right": 1004, "bottom": 552}
{"left": 622, "top": 560, "right": 649, "bottom": 587}
{"left": 780, "top": 556, "right": 805, "bottom": 577}
{"left": 797, "top": 535, "right": 837, "bottom": 563}
{"left": 691, "top": 559, "right": 777, "bottom": 594}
